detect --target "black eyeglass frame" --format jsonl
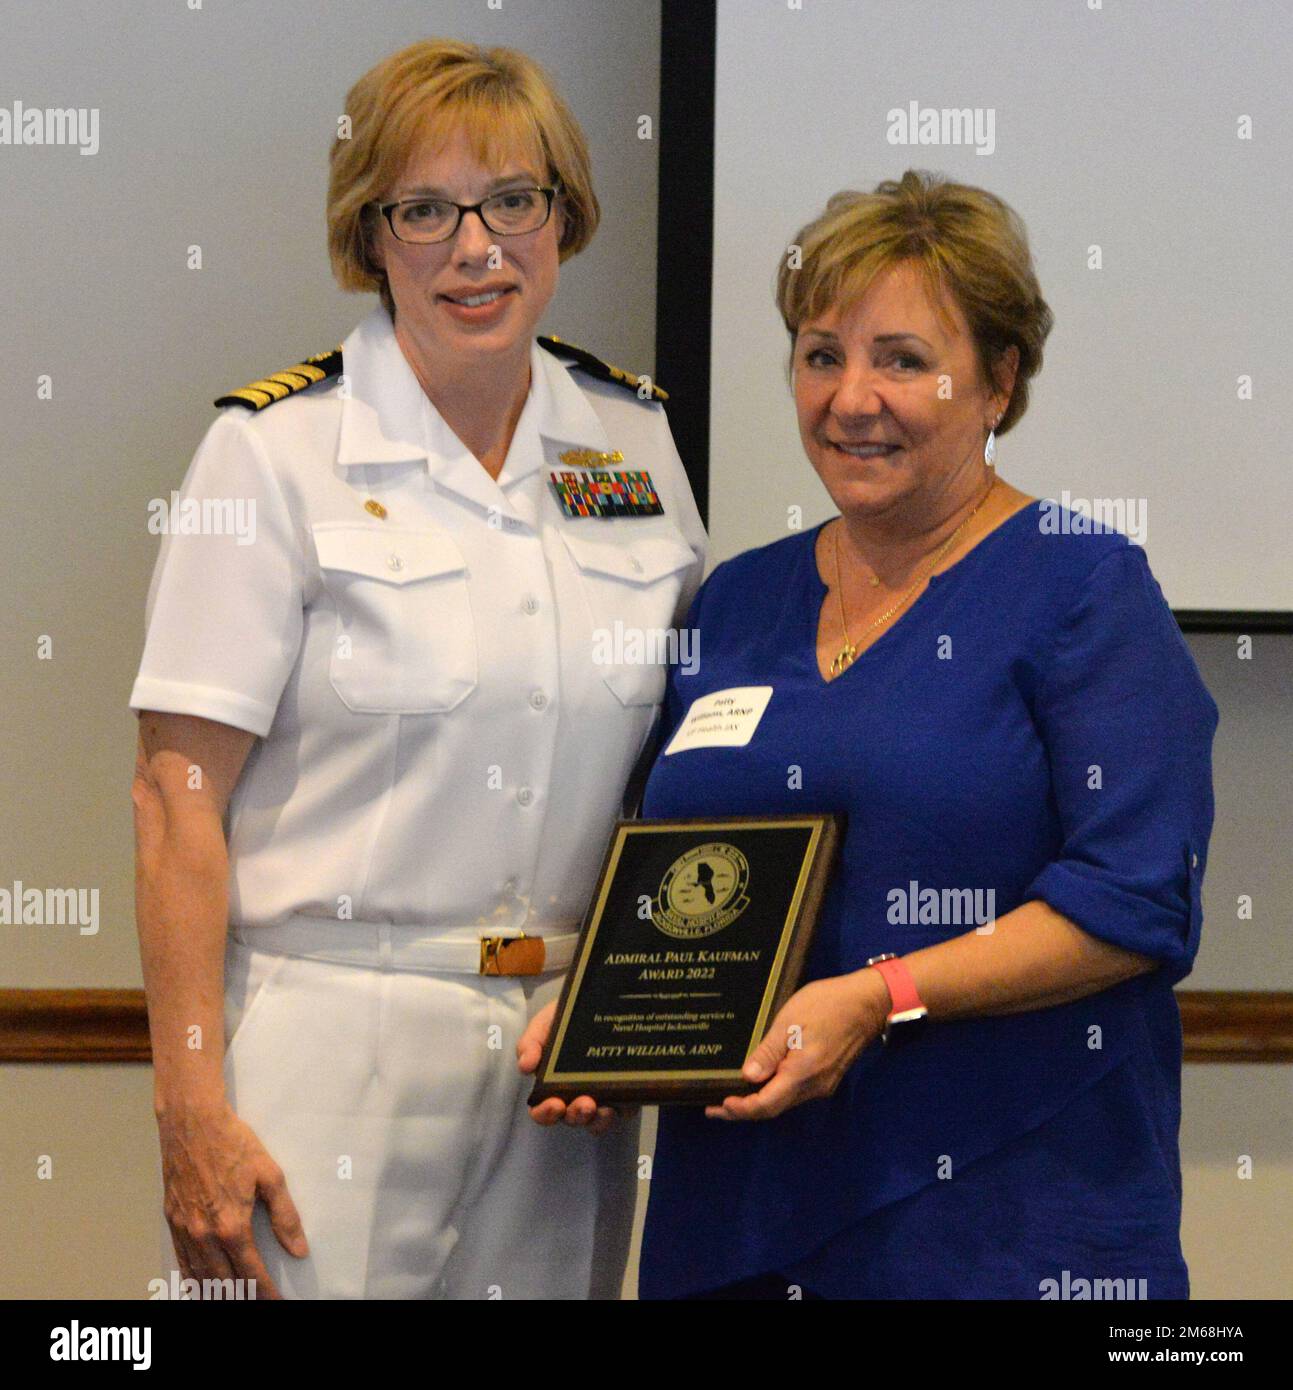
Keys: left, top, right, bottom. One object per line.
{"left": 373, "top": 185, "right": 559, "bottom": 244}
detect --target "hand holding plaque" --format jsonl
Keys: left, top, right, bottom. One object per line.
{"left": 528, "top": 814, "right": 843, "bottom": 1107}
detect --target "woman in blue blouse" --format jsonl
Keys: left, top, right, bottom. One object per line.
{"left": 519, "top": 170, "right": 1219, "bottom": 1300}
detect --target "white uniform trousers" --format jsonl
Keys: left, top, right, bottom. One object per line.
{"left": 159, "top": 934, "right": 640, "bottom": 1299}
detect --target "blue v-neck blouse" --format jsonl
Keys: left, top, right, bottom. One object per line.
{"left": 637, "top": 501, "right": 1219, "bottom": 1299}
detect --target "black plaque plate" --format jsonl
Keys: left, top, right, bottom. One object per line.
{"left": 529, "top": 814, "right": 843, "bottom": 1106}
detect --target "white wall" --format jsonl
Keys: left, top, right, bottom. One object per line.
{"left": 711, "top": 0, "right": 1292, "bottom": 611}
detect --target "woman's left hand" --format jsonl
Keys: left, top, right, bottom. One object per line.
{"left": 706, "top": 969, "right": 890, "bottom": 1121}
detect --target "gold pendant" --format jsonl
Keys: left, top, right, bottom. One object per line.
{"left": 830, "top": 643, "right": 857, "bottom": 676}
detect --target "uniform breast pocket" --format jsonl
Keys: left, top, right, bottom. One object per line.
{"left": 559, "top": 528, "right": 697, "bottom": 707}
{"left": 311, "top": 524, "right": 478, "bottom": 714}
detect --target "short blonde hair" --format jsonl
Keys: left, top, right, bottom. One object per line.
{"left": 775, "top": 169, "right": 1053, "bottom": 434}
{"left": 328, "top": 39, "right": 599, "bottom": 317}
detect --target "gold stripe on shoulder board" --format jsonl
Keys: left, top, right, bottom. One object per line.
{"left": 215, "top": 345, "right": 343, "bottom": 411}
{"left": 538, "top": 335, "right": 669, "bottom": 402}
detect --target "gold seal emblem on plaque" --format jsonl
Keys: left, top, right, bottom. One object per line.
{"left": 652, "top": 842, "right": 751, "bottom": 939}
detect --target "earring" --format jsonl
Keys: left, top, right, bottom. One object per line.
{"left": 984, "top": 415, "right": 1002, "bottom": 468}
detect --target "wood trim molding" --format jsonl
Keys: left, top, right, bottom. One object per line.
{"left": 1176, "top": 991, "right": 1293, "bottom": 1062}
{"left": 2, "top": 988, "right": 1292, "bottom": 1064}
{"left": 0, "top": 989, "right": 152, "bottom": 1062}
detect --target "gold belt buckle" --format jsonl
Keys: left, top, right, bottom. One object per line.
{"left": 479, "top": 932, "right": 545, "bottom": 977}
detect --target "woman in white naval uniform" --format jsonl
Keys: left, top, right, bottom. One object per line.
{"left": 129, "top": 39, "right": 705, "bottom": 1300}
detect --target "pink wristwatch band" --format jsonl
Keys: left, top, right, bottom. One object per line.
{"left": 870, "top": 955, "right": 925, "bottom": 1018}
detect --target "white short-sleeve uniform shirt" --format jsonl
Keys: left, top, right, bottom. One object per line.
{"left": 130, "top": 305, "right": 707, "bottom": 943}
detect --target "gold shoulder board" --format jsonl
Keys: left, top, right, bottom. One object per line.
{"left": 538, "top": 335, "right": 668, "bottom": 402}
{"left": 215, "top": 346, "right": 344, "bottom": 411}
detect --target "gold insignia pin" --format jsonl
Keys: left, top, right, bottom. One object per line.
{"left": 364, "top": 499, "right": 388, "bottom": 519}
{"left": 558, "top": 448, "right": 625, "bottom": 468}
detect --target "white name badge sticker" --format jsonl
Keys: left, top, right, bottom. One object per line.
{"left": 663, "top": 686, "right": 774, "bottom": 755}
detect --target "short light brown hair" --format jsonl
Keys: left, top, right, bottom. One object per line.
{"left": 775, "top": 169, "right": 1053, "bottom": 434}
{"left": 327, "top": 39, "right": 599, "bottom": 317}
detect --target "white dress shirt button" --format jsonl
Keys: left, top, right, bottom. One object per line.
{"left": 517, "top": 786, "right": 534, "bottom": 807}
{"left": 523, "top": 595, "right": 540, "bottom": 615}
{"left": 387, "top": 553, "right": 403, "bottom": 572}
{"left": 530, "top": 690, "right": 548, "bottom": 710}
{"left": 503, "top": 878, "right": 517, "bottom": 895}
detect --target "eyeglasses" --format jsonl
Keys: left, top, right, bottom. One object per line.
{"left": 374, "top": 186, "right": 558, "bottom": 244}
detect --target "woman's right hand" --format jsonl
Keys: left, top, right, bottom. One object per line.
{"left": 135, "top": 712, "right": 303, "bottom": 1297}
{"left": 158, "top": 1099, "right": 308, "bottom": 1300}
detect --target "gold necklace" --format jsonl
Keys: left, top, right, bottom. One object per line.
{"left": 829, "top": 477, "right": 998, "bottom": 677}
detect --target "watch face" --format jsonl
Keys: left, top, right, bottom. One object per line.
{"left": 882, "top": 1008, "right": 930, "bottom": 1045}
